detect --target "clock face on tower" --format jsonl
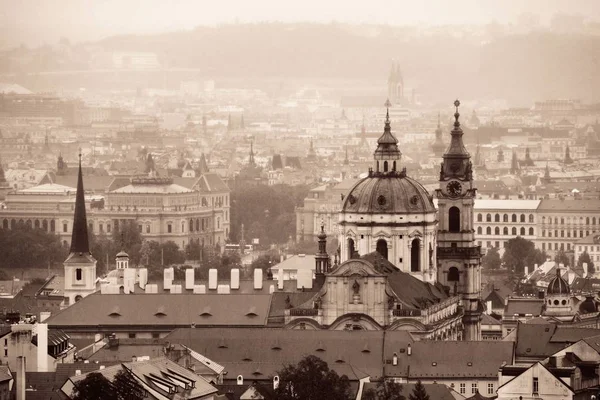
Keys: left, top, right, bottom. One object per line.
{"left": 447, "top": 181, "right": 463, "bottom": 197}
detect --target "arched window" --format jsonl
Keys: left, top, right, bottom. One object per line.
{"left": 448, "top": 267, "right": 459, "bottom": 282}
{"left": 495, "top": 227, "right": 500, "bottom": 235}
{"left": 520, "top": 214, "right": 525, "bottom": 223}
{"left": 594, "top": 217, "right": 597, "bottom": 225}
{"left": 50, "top": 220, "right": 55, "bottom": 232}
{"left": 42, "top": 220, "right": 48, "bottom": 231}
{"left": 486, "top": 214, "right": 491, "bottom": 222}
{"left": 2, "top": 219, "right": 7, "bottom": 229}
{"left": 10, "top": 219, "right": 16, "bottom": 229}
{"left": 392, "top": 161, "right": 396, "bottom": 171}
{"left": 486, "top": 227, "right": 491, "bottom": 235}
{"left": 561, "top": 217, "right": 564, "bottom": 225}
{"left": 477, "top": 214, "right": 482, "bottom": 222}
{"left": 26, "top": 220, "right": 32, "bottom": 228}
{"left": 495, "top": 214, "right": 500, "bottom": 222}
{"left": 376, "top": 239, "right": 388, "bottom": 260}
{"left": 529, "top": 227, "right": 534, "bottom": 235}
{"left": 477, "top": 227, "right": 482, "bottom": 234}
{"left": 383, "top": 161, "right": 388, "bottom": 172}
{"left": 34, "top": 220, "right": 40, "bottom": 229}
{"left": 348, "top": 238, "right": 355, "bottom": 259}
{"left": 542, "top": 216, "right": 546, "bottom": 224}
{"left": 411, "top": 238, "right": 420, "bottom": 272}
{"left": 449, "top": 207, "right": 460, "bottom": 232}
{"left": 512, "top": 214, "right": 517, "bottom": 223}
{"left": 189, "top": 219, "right": 194, "bottom": 232}
{"left": 512, "top": 227, "right": 517, "bottom": 235}
{"left": 503, "top": 227, "right": 508, "bottom": 235}
{"left": 529, "top": 214, "right": 534, "bottom": 223}
{"left": 520, "top": 227, "right": 526, "bottom": 236}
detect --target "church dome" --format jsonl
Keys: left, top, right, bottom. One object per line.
{"left": 547, "top": 268, "right": 570, "bottom": 295}
{"left": 342, "top": 174, "right": 435, "bottom": 214}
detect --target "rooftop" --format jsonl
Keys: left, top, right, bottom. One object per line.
{"left": 473, "top": 199, "right": 540, "bottom": 210}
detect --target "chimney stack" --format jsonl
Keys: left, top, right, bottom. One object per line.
{"left": 185, "top": 268, "right": 195, "bottom": 290}
{"left": 208, "top": 269, "right": 218, "bottom": 290}
{"left": 254, "top": 269, "right": 263, "bottom": 290}
{"left": 16, "top": 356, "right": 25, "bottom": 400}
{"left": 36, "top": 323, "right": 48, "bottom": 372}
{"left": 231, "top": 268, "right": 240, "bottom": 290}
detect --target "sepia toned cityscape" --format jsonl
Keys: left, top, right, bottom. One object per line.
{"left": 1, "top": 0, "right": 600, "bottom": 399}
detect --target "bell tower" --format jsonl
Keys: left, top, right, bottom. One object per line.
{"left": 436, "top": 100, "right": 482, "bottom": 341}
{"left": 63, "top": 152, "right": 97, "bottom": 307}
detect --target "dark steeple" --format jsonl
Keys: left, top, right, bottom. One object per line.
{"left": 432, "top": 112, "right": 445, "bottom": 157}
{"left": 440, "top": 100, "right": 471, "bottom": 181}
{"left": 344, "top": 146, "right": 349, "bottom": 165}
{"left": 249, "top": 141, "right": 255, "bottom": 165}
{"left": 510, "top": 150, "right": 520, "bottom": 175}
{"left": 564, "top": 145, "right": 573, "bottom": 164}
{"left": 198, "top": 153, "right": 209, "bottom": 174}
{"left": 69, "top": 152, "right": 91, "bottom": 256}
{"left": 57, "top": 153, "right": 67, "bottom": 176}
{"left": 145, "top": 153, "right": 155, "bottom": 174}
{"left": 373, "top": 99, "right": 402, "bottom": 175}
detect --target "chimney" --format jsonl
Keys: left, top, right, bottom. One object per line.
{"left": 392, "top": 353, "right": 398, "bottom": 365}
{"left": 583, "top": 262, "right": 588, "bottom": 278}
{"left": 231, "top": 268, "right": 240, "bottom": 290}
{"left": 164, "top": 267, "right": 174, "bottom": 290}
{"left": 254, "top": 269, "right": 263, "bottom": 290}
{"left": 16, "top": 356, "right": 25, "bottom": 400}
{"left": 75, "top": 369, "right": 81, "bottom": 376}
{"left": 273, "top": 376, "right": 280, "bottom": 389}
{"left": 269, "top": 285, "right": 275, "bottom": 294}
{"left": 534, "top": 263, "right": 538, "bottom": 270}
{"left": 524, "top": 266, "right": 529, "bottom": 277}
{"left": 208, "top": 268, "right": 218, "bottom": 290}
{"left": 36, "top": 323, "right": 48, "bottom": 372}
{"left": 237, "top": 375, "right": 244, "bottom": 385}
{"left": 185, "top": 268, "right": 195, "bottom": 290}
{"left": 486, "top": 300, "right": 493, "bottom": 315}
{"left": 407, "top": 344, "right": 412, "bottom": 356}
{"left": 548, "top": 356, "right": 557, "bottom": 368}
{"left": 39, "top": 311, "right": 51, "bottom": 322}
{"left": 99, "top": 365, "right": 105, "bottom": 370}
{"left": 138, "top": 268, "right": 148, "bottom": 289}
{"left": 277, "top": 267, "right": 284, "bottom": 290}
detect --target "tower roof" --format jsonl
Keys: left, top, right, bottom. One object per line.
{"left": 547, "top": 268, "right": 570, "bottom": 296}
{"left": 374, "top": 99, "right": 401, "bottom": 161}
{"left": 443, "top": 100, "right": 469, "bottom": 158}
{"left": 66, "top": 152, "right": 93, "bottom": 262}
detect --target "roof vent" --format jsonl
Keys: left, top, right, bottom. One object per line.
{"left": 245, "top": 306, "right": 258, "bottom": 317}
{"left": 361, "top": 343, "right": 370, "bottom": 353}
{"left": 467, "top": 362, "right": 473, "bottom": 367}
{"left": 154, "top": 306, "right": 167, "bottom": 317}
{"left": 432, "top": 362, "right": 437, "bottom": 366}
{"left": 526, "top": 348, "right": 531, "bottom": 353}
{"left": 316, "top": 341, "right": 326, "bottom": 352}
{"left": 218, "top": 338, "right": 227, "bottom": 349}
{"left": 108, "top": 306, "right": 121, "bottom": 317}
{"left": 200, "top": 306, "right": 212, "bottom": 317}
{"left": 252, "top": 368, "right": 262, "bottom": 376}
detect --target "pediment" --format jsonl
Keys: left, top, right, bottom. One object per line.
{"left": 329, "top": 259, "right": 384, "bottom": 277}
{"left": 373, "top": 230, "right": 391, "bottom": 238}
{"left": 408, "top": 229, "right": 423, "bottom": 238}
{"left": 345, "top": 229, "right": 357, "bottom": 238}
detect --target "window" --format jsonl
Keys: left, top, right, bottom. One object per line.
{"left": 520, "top": 227, "right": 525, "bottom": 236}
{"left": 542, "top": 229, "right": 545, "bottom": 237}
{"left": 76, "top": 268, "right": 82, "bottom": 281}
{"left": 460, "top": 383, "right": 466, "bottom": 394}
{"left": 486, "top": 214, "right": 491, "bottom": 222}
{"left": 487, "top": 383, "right": 494, "bottom": 395}
{"left": 128, "top": 333, "right": 136, "bottom": 339}
{"left": 146, "top": 225, "right": 150, "bottom": 234}
{"left": 99, "top": 223, "right": 103, "bottom": 233}
{"left": 107, "top": 224, "right": 111, "bottom": 233}
{"left": 512, "top": 227, "right": 517, "bottom": 235}
{"left": 138, "top": 224, "right": 142, "bottom": 233}
{"left": 533, "top": 377, "right": 538, "bottom": 394}
{"left": 494, "top": 227, "right": 499, "bottom": 235}
{"left": 503, "top": 214, "right": 508, "bottom": 222}
{"left": 448, "top": 267, "right": 459, "bottom": 282}
{"left": 3, "top": 349, "right": 6, "bottom": 357}
{"left": 486, "top": 227, "right": 491, "bottom": 235}
{"left": 449, "top": 207, "right": 460, "bottom": 232}
{"left": 377, "top": 239, "right": 388, "bottom": 260}
{"left": 152, "top": 332, "right": 160, "bottom": 339}
{"left": 503, "top": 227, "right": 508, "bottom": 235}
{"left": 561, "top": 230, "right": 564, "bottom": 237}
{"left": 477, "top": 214, "right": 482, "bottom": 222}
{"left": 167, "top": 224, "right": 172, "bottom": 233}
{"left": 520, "top": 214, "right": 525, "bottom": 223}
{"left": 472, "top": 383, "right": 478, "bottom": 394}
{"left": 512, "top": 214, "right": 517, "bottom": 222}
{"left": 411, "top": 238, "right": 420, "bottom": 272}
{"left": 542, "top": 243, "right": 546, "bottom": 251}
{"left": 494, "top": 214, "right": 500, "bottom": 222}
{"left": 477, "top": 227, "right": 482, "bottom": 234}
{"left": 63, "top": 223, "right": 68, "bottom": 233}
{"left": 529, "top": 214, "right": 534, "bottom": 223}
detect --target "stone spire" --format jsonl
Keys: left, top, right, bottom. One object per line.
{"left": 249, "top": 141, "right": 255, "bottom": 165}
{"left": 315, "top": 224, "right": 330, "bottom": 275}
{"left": 432, "top": 112, "right": 445, "bottom": 157}
{"left": 510, "top": 150, "right": 520, "bottom": 175}
{"left": 68, "top": 152, "right": 91, "bottom": 256}
{"left": 198, "top": 153, "right": 209, "bottom": 174}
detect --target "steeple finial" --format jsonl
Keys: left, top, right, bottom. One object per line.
{"left": 453, "top": 99, "right": 461, "bottom": 129}
{"left": 437, "top": 111, "right": 441, "bottom": 128}
{"left": 385, "top": 99, "right": 391, "bottom": 123}
{"left": 69, "top": 149, "right": 91, "bottom": 255}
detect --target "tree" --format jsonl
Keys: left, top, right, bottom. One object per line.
{"left": 502, "top": 237, "right": 546, "bottom": 275}
{"left": 112, "top": 369, "right": 145, "bottom": 400}
{"left": 482, "top": 247, "right": 501, "bottom": 270}
{"left": 0, "top": 223, "right": 68, "bottom": 269}
{"left": 265, "top": 355, "right": 350, "bottom": 400}
{"left": 250, "top": 251, "right": 280, "bottom": 275}
{"left": 363, "top": 380, "right": 405, "bottom": 400}
{"left": 72, "top": 372, "right": 117, "bottom": 400}
{"left": 554, "top": 249, "right": 571, "bottom": 267}
{"left": 577, "top": 250, "right": 596, "bottom": 274}
{"left": 160, "top": 241, "right": 186, "bottom": 266}
{"left": 409, "top": 380, "right": 430, "bottom": 400}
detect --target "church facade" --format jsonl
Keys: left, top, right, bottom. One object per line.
{"left": 286, "top": 100, "right": 482, "bottom": 340}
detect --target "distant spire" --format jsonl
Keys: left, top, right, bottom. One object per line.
{"left": 0, "top": 155, "right": 7, "bottom": 186}
{"left": 374, "top": 99, "right": 401, "bottom": 174}
{"left": 344, "top": 146, "right": 349, "bottom": 165}
{"left": 198, "top": 153, "right": 209, "bottom": 174}
{"left": 69, "top": 152, "right": 91, "bottom": 255}
{"left": 249, "top": 141, "right": 255, "bottom": 165}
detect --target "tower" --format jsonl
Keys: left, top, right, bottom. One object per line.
{"left": 387, "top": 61, "right": 404, "bottom": 105}
{"left": 436, "top": 100, "right": 482, "bottom": 341}
{"left": 544, "top": 267, "right": 572, "bottom": 319}
{"left": 315, "top": 224, "right": 330, "bottom": 275}
{"left": 56, "top": 153, "right": 67, "bottom": 176}
{"left": 63, "top": 153, "right": 97, "bottom": 306}
{"left": 249, "top": 141, "right": 255, "bottom": 166}
{"left": 510, "top": 151, "right": 520, "bottom": 175}
{"left": 431, "top": 112, "right": 445, "bottom": 158}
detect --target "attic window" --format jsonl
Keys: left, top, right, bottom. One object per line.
{"left": 467, "top": 362, "right": 473, "bottom": 367}
{"left": 271, "top": 344, "right": 282, "bottom": 351}
{"left": 399, "top": 348, "right": 405, "bottom": 353}
{"left": 242, "top": 355, "right": 252, "bottom": 362}
{"left": 432, "top": 362, "right": 437, "bottom": 366}
{"left": 154, "top": 306, "right": 167, "bottom": 317}
{"left": 335, "top": 356, "right": 345, "bottom": 364}
{"left": 252, "top": 369, "right": 262, "bottom": 376}
{"left": 545, "top": 327, "right": 550, "bottom": 332}
{"left": 245, "top": 306, "right": 258, "bottom": 317}
{"left": 200, "top": 306, "right": 212, "bottom": 317}
{"left": 316, "top": 342, "right": 326, "bottom": 352}
{"left": 108, "top": 307, "right": 121, "bottom": 317}
{"left": 526, "top": 348, "right": 531, "bottom": 353}
{"left": 218, "top": 339, "right": 227, "bottom": 349}
{"left": 362, "top": 345, "right": 370, "bottom": 353}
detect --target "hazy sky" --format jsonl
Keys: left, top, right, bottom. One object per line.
{"left": 1, "top": 0, "right": 600, "bottom": 46}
